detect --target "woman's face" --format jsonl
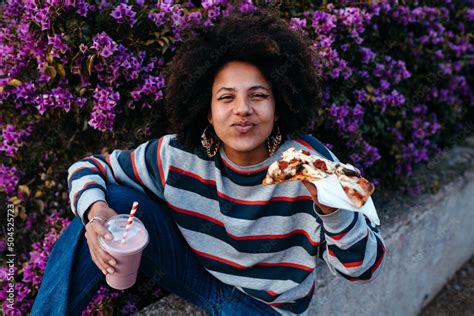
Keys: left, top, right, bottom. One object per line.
{"left": 209, "top": 61, "right": 276, "bottom": 166}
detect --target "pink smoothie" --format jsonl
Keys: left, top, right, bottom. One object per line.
{"left": 99, "top": 214, "right": 149, "bottom": 290}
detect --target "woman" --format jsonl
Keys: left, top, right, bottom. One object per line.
{"left": 32, "top": 8, "right": 386, "bottom": 316}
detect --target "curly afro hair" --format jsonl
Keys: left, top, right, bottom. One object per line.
{"left": 163, "top": 7, "right": 322, "bottom": 151}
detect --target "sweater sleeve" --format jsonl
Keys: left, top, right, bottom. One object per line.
{"left": 67, "top": 135, "right": 169, "bottom": 224}
{"left": 314, "top": 148, "right": 387, "bottom": 282}
{"left": 315, "top": 205, "right": 386, "bottom": 282}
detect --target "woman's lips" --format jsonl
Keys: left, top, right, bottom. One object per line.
{"left": 232, "top": 124, "right": 255, "bottom": 134}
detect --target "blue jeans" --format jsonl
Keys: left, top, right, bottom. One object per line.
{"left": 31, "top": 184, "right": 280, "bottom": 315}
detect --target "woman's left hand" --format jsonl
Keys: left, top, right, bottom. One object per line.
{"left": 302, "top": 181, "right": 338, "bottom": 215}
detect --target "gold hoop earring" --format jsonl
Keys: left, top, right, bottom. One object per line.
{"left": 201, "top": 125, "right": 221, "bottom": 158}
{"left": 266, "top": 125, "right": 282, "bottom": 157}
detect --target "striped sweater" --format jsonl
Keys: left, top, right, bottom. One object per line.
{"left": 67, "top": 134, "right": 386, "bottom": 315}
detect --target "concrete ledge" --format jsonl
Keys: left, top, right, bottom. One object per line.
{"left": 137, "top": 136, "right": 474, "bottom": 316}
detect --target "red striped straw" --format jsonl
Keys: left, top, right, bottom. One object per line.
{"left": 121, "top": 201, "right": 139, "bottom": 243}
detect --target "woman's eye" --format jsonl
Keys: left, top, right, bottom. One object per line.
{"left": 218, "top": 94, "right": 267, "bottom": 101}
{"left": 219, "top": 96, "right": 233, "bottom": 100}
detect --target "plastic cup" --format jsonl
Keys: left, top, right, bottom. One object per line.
{"left": 98, "top": 214, "right": 149, "bottom": 290}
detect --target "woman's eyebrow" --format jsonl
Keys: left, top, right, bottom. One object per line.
{"left": 248, "top": 85, "right": 270, "bottom": 92}
{"left": 215, "top": 87, "right": 236, "bottom": 95}
{"left": 215, "top": 85, "right": 270, "bottom": 95}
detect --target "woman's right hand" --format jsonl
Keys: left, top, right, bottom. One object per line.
{"left": 84, "top": 201, "right": 118, "bottom": 275}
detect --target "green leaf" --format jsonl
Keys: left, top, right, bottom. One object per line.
{"left": 46, "top": 48, "right": 54, "bottom": 63}
{"left": 35, "top": 200, "right": 45, "bottom": 215}
{"left": 86, "top": 54, "right": 96, "bottom": 76}
{"left": 19, "top": 207, "right": 27, "bottom": 221}
{"left": 162, "top": 36, "right": 170, "bottom": 45}
{"left": 56, "top": 63, "right": 66, "bottom": 77}
{"left": 46, "top": 65, "right": 57, "bottom": 80}
{"left": 71, "top": 51, "right": 82, "bottom": 61}
{"left": 8, "top": 79, "right": 22, "bottom": 87}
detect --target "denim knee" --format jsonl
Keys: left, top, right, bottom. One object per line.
{"left": 104, "top": 184, "right": 167, "bottom": 221}
{"left": 106, "top": 184, "right": 156, "bottom": 214}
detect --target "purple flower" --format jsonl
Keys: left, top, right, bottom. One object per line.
{"left": 430, "top": 121, "right": 441, "bottom": 134}
{"left": 238, "top": 1, "right": 256, "bottom": 13}
{"left": 379, "top": 79, "right": 390, "bottom": 92}
{"left": 34, "top": 8, "right": 51, "bottom": 30}
{"left": 47, "top": 33, "right": 70, "bottom": 58}
{"left": 10, "top": 82, "right": 37, "bottom": 109}
{"left": 0, "top": 124, "right": 33, "bottom": 157}
{"left": 0, "top": 240, "right": 6, "bottom": 252}
{"left": 324, "top": 143, "right": 333, "bottom": 150}
{"left": 74, "top": 0, "right": 94, "bottom": 17}
{"left": 466, "top": 9, "right": 474, "bottom": 21}
{"left": 373, "top": 63, "right": 385, "bottom": 77}
{"left": 334, "top": 7, "right": 372, "bottom": 43}
{"left": 289, "top": 17, "right": 307, "bottom": 30}
{"left": 350, "top": 153, "right": 362, "bottom": 162}
{"left": 330, "top": 67, "right": 340, "bottom": 79}
{"left": 361, "top": 141, "right": 381, "bottom": 168}
{"left": 353, "top": 89, "right": 367, "bottom": 103}
{"left": 207, "top": 6, "right": 221, "bottom": 19}
{"left": 34, "top": 87, "right": 77, "bottom": 115}
{"left": 360, "top": 47, "right": 376, "bottom": 64}
{"left": 346, "top": 122, "right": 358, "bottom": 133}
{"left": 110, "top": 3, "right": 137, "bottom": 26}
{"left": 148, "top": 12, "right": 168, "bottom": 27}
{"left": 312, "top": 11, "right": 337, "bottom": 34}
{"left": 413, "top": 104, "right": 428, "bottom": 114}
{"left": 82, "top": 285, "right": 122, "bottom": 316}
{"left": 201, "top": 0, "right": 216, "bottom": 10}
{"left": 79, "top": 43, "right": 88, "bottom": 53}
{"left": 413, "top": 128, "right": 426, "bottom": 139}
{"left": 340, "top": 43, "right": 350, "bottom": 51}
{"left": 88, "top": 86, "right": 120, "bottom": 132}
{"left": 353, "top": 103, "right": 365, "bottom": 119}
{"left": 91, "top": 32, "right": 118, "bottom": 58}
{"left": 122, "top": 301, "right": 138, "bottom": 314}
{"left": 132, "top": 74, "right": 166, "bottom": 102}
{"left": 0, "top": 164, "right": 19, "bottom": 195}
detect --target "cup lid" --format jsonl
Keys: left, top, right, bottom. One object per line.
{"left": 98, "top": 214, "right": 149, "bottom": 255}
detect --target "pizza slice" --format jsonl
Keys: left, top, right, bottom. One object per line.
{"left": 262, "top": 147, "right": 375, "bottom": 208}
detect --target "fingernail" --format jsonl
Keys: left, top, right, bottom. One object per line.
{"left": 109, "top": 260, "right": 116, "bottom": 266}
{"left": 105, "top": 234, "right": 112, "bottom": 240}
{"left": 101, "top": 269, "right": 107, "bottom": 275}
{"left": 107, "top": 268, "right": 114, "bottom": 274}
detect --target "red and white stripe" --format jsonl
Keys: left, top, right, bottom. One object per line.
{"left": 121, "top": 201, "right": 139, "bottom": 243}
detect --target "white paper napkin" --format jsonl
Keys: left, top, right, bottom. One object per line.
{"left": 311, "top": 174, "right": 380, "bottom": 227}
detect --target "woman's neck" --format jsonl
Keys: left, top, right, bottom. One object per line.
{"left": 222, "top": 144, "right": 269, "bottom": 166}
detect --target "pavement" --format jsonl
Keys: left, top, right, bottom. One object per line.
{"left": 420, "top": 256, "right": 474, "bottom": 316}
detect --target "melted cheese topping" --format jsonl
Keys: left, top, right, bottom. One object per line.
{"left": 265, "top": 148, "right": 363, "bottom": 186}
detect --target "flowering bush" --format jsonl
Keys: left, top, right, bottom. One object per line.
{"left": 0, "top": 0, "right": 472, "bottom": 314}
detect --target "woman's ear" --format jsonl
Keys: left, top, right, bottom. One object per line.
{"left": 207, "top": 112, "right": 212, "bottom": 125}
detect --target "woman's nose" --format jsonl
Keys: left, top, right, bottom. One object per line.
{"left": 233, "top": 98, "right": 253, "bottom": 115}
